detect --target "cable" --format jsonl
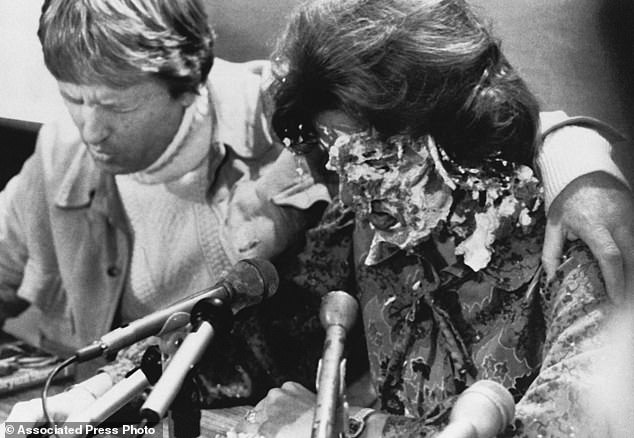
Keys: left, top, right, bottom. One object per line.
{"left": 135, "top": 418, "right": 149, "bottom": 438}
{"left": 41, "top": 355, "right": 78, "bottom": 435}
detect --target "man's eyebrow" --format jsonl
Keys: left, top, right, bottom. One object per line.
{"left": 59, "top": 89, "right": 137, "bottom": 109}
{"left": 98, "top": 88, "right": 146, "bottom": 107}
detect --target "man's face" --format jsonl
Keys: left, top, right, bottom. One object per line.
{"left": 58, "top": 78, "right": 193, "bottom": 174}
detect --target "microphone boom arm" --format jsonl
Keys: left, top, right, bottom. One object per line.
{"left": 74, "top": 258, "right": 278, "bottom": 362}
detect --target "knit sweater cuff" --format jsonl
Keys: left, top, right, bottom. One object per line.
{"left": 536, "top": 125, "right": 630, "bottom": 212}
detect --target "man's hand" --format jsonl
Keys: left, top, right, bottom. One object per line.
{"left": 2, "top": 388, "right": 96, "bottom": 438}
{"left": 227, "top": 382, "right": 315, "bottom": 438}
{"left": 543, "top": 171, "right": 634, "bottom": 303}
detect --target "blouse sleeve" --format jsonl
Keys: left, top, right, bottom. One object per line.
{"left": 512, "top": 242, "right": 613, "bottom": 437}
{"left": 218, "top": 147, "right": 331, "bottom": 264}
{"left": 370, "top": 242, "right": 615, "bottom": 438}
{"left": 216, "top": 60, "right": 332, "bottom": 264}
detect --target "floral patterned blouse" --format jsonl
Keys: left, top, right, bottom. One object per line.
{"left": 282, "top": 133, "right": 614, "bottom": 437}
{"left": 298, "top": 204, "right": 612, "bottom": 437}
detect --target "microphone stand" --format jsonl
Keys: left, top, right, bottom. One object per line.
{"left": 63, "top": 345, "right": 163, "bottom": 435}
{"left": 140, "top": 296, "right": 234, "bottom": 438}
{"left": 74, "top": 258, "right": 278, "bottom": 363}
{"left": 167, "top": 371, "right": 201, "bottom": 438}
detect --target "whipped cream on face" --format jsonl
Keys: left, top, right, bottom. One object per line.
{"left": 326, "top": 133, "right": 454, "bottom": 263}
{"left": 325, "top": 131, "right": 543, "bottom": 270}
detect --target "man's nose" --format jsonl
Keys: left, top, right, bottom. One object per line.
{"left": 79, "top": 106, "right": 110, "bottom": 145}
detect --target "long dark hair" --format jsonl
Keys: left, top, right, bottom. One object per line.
{"left": 271, "top": 0, "right": 539, "bottom": 166}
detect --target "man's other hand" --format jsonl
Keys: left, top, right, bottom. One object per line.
{"left": 543, "top": 171, "right": 634, "bottom": 303}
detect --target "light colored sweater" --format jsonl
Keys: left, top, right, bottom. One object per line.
{"left": 115, "top": 87, "right": 226, "bottom": 320}
{"left": 538, "top": 111, "right": 630, "bottom": 211}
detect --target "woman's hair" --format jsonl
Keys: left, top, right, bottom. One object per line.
{"left": 271, "top": 0, "right": 540, "bottom": 165}
{"left": 38, "top": 0, "right": 215, "bottom": 97}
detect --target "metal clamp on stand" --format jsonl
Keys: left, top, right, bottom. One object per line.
{"left": 140, "top": 297, "right": 234, "bottom": 438}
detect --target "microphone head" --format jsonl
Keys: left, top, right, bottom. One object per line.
{"left": 319, "top": 290, "right": 359, "bottom": 331}
{"left": 222, "top": 258, "right": 279, "bottom": 313}
{"left": 450, "top": 379, "right": 515, "bottom": 437}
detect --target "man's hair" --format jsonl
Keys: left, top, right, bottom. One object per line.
{"left": 271, "top": 0, "right": 539, "bottom": 165}
{"left": 38, "top": 0, "right": 215, "bottom": 97}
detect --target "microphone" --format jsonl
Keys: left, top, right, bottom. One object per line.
{"left": 436, "top": 380, "right": 515, "bottom": 438}
{"left": 139, "top": 271, "right": 279, "bottom": 426}
{"left": 312, "top": 291, "right": 359, "bottom": 438}
{"left": 75, "top": 258, "right": 278, "bottom": 362}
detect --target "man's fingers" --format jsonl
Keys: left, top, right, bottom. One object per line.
{"left": 231, "top": 406, "right": 264, "bottom": 436}
{"left": 280, "top": 382, "right": 314, "bottom": 401}
{"left": 5, "top": 399, "right": 41, "bottom": 423}
{"left": 4, "top": 392, "right": 88, "bottom": 435}
{"left": 4, "top": 399, "right": 41, "bottom": 438}
{"left": 580, "top": 226, "right": 625, "bottom": 304}
{"left": 614, "top": 224, "right": 634, "bottom": 302}
{"left": 542, "top": 221, "right": 566, "bottom": 282}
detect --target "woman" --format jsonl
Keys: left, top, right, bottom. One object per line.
{"left": 229, "top": 0, "right": 633, "bottom": 436}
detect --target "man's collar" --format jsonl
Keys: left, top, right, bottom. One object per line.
{"left": 54, "top": 58, "right": 273, "bottom": 209}
{"left": 55, "top": 146, "right": 102, "bottom": 209}
{"left": 54, "top": 144, "right": 127, "bottom": 227}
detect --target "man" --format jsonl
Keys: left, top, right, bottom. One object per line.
{"left": 0, "top": 0, "right": 329, "bottom": 425}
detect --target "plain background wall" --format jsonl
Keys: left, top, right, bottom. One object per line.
{"left": 471, "top": 0, "right": 634, "bottom": 139}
